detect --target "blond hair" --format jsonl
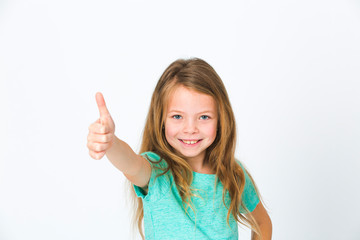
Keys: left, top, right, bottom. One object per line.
{"left": 128, "top": 58, "right": 262, "bottom": 239}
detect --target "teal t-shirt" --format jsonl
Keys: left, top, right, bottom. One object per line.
{"left": 133, "top": 152, "right": 260, "bottom": 240}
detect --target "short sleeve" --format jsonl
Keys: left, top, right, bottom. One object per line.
{"left": 237, "top": 161, "right": 260, "bottom": 213}
{"left": 132, "top": 151, "right": 171, "bottom": 202}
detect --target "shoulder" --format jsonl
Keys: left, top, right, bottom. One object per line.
{"left": 133, "top": 151, "right": 172, "bottom": 201}
{"left": 235, "top": 159, "right": 246, "bottom": 173}
{"left": 141, "top": 151, "right": 168, "bottom": 169}
{"left": 235, "top": 159, "right": 260, "bottom": 213}
{"left": 234, "top": 158, "right": 253, "bottom": 184}
{"left": 141, "top": 151, "right": 161, "bottom": 161}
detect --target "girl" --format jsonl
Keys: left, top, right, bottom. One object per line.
{"left": 87, "top": 58, "right": 272, "bottom": 240}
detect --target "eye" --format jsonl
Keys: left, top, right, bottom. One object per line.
{"left": 200, "top": 115, "right": 210, "bottom": 120}
{"left": 172, "top": 115, "right": 182, "bottom": 120}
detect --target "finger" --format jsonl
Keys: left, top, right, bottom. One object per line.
{"left": 89, "top": 150, "right": 106, "bottom": 160}
{"left": 88, "top": 122, "right": 111, "bottom": 134}
{"left": 95, "top": 92, "right": 111, "bottom": 120}
{"left": 92, "top": 133, "right": 113, "bottom": 143}
{"left": 87, "top": 142, "right": 110, "bottom": 152}
{"left": 95, "top": 151, "right": 106, "bottom": 160}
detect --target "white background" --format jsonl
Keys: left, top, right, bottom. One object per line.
{"left": 1, "top": 0, "right": 360, "bottom": 239}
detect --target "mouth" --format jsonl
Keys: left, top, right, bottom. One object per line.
{"left": 179, "top": 139, "right": 202, "bottom": 145}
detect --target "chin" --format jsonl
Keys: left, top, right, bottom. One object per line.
{"left": 180, "top": 151, "right": 205, "bottom": 160}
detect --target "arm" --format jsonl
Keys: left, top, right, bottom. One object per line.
{"left": 247, "top": 201, "right": 272, "bottom": 240}
{"left": 87, "top": 92, "right": 151, "bottom": 188}
{"left": 106, "top": 136, "right": 151, "bottom": 188}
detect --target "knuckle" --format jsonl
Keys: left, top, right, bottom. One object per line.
{"left": 93, "top": 134, "right": 102, "bottom": 143}
{"left": 89, "top": 123, "right": 96, "bottom": 131}
{"left": 94, "top": 143, "right": 101, "bottom": 152}
{"left": 100, "top": 126, "right": 106, "bottom": 133}
{"left": 96, "top": 152, "right": 104, "bottom": 160}
{"left": 92, "top": 151, "right": 99, "bottom": 159}
{"left": 91, "top": 124, "right": 99, "bottom": 133}
{"left": 89, "top": 150, "right": 96, "bottom": 159}
{"left": 103, "top": 134, "right": 109, "bottom": 142}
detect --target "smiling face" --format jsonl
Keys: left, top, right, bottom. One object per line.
{"left": 164, "top": 85, "right": 218, "bottom": 164}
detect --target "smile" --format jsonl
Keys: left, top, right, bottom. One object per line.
{"left": 180, "top": 139, "right": 202, "bottom": 145}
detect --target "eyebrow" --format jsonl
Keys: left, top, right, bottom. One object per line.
{"left": 168, "top": 110, "right": 215, "bottom": 115}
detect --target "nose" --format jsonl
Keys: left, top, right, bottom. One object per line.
{"left": 183, "top": 118, "right": 198, "bottom": 134}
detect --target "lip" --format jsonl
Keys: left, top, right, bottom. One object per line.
{"left": 179, "top": 139, "right": 202, "bottom": 146}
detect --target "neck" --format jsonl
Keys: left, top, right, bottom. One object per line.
{"left": 186, "top": 155, "right": 214, "bottom": 174}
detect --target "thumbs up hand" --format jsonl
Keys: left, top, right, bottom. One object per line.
{"left": 87, "top": 92, "right": 116, "bottom": 160}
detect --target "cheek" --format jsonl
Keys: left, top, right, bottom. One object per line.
{"left": 210, "top": 128, "right": 217, "bottom": 140}
{"left": 207, "top": 123, "right": 218, "bottom": 140}
{"left": 164, "top": 122, "right": 178, "bottom": 140}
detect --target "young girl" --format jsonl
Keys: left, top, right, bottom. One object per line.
{"left": 87, "top": 58, "right": 272, "bottom": 240}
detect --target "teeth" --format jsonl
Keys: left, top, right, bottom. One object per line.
{"left": 183, "top": 140, "right": 199, "bottom": 144}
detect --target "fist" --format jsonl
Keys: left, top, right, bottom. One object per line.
{"left": 87, "top": 92, "right": 115, "bottom": 160}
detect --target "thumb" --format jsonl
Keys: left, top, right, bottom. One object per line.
{"left": 95, "top": 92, "right": 111, "bottom": 120}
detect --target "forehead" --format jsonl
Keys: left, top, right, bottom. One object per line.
{"left": 167, "top": 85, "right": 216, "bottom": 113}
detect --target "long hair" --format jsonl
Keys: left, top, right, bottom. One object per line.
{"left": 128, "top": 58, "right": 262, "bottom": 239}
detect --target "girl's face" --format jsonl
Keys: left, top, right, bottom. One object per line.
{"left": 165, "top": 85, "right": 218, "bottom": 164}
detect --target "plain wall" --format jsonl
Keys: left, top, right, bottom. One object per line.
{"left": 1, "top": 0, "right": 359, "bottom": 239}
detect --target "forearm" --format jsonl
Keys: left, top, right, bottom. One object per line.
{"left": 105, "top": 135, "right": 140, "bottom": 175}
{"left": 251, "top": 221, "right": 272, "bottom": 240}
